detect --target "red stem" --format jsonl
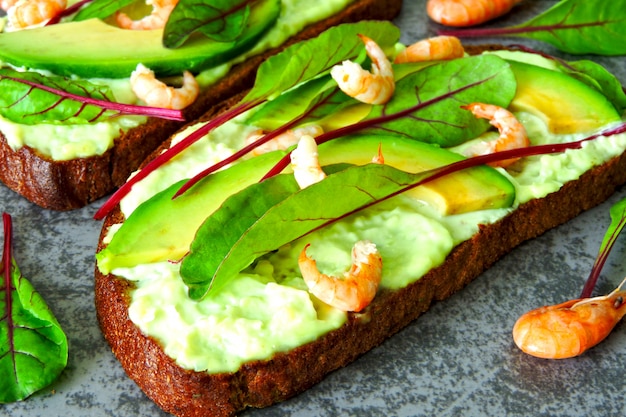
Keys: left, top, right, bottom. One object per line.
{"left": 437, "top": 20, "right": 609, "bottom": 39}
{"left": 4, "top": 75, "right": 185, "bottom": 122}
{"left": 580, "top": 215, "right": 626, "bottom": 298}
{"left": 303, "top": 122, "right": 626, "bottom": 238}
{"left": 2, "top": 212, "right": 16, "bottom": 378}
{"left": 94, "top": 99, "right": 262, "bottom": 220}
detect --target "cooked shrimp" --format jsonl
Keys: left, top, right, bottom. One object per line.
{"left": 246, "top": 124, "right": 324, "bottom": 156}
{"left": 394, "top": 36, "right": 465, "bottom": 64}
{"left": 5, "top": 0, "right": 66, "bottom": 31}
{"left": 460, "top": 102, "right": 529, "bottom": 168}
{"left": 512, "top": 278, "right": 626, "bottom": 359}
{"left": 330, "top": 34, "right": 395, "bottom": 105}
{"left": 290, "top": 134, "right": 326, "bottom": 189}
{"left": 298, "top": 240, "right": 383, "bottom": 312}
{"left": 427, "top": 0, "right": 523, "bottom": 28}
{"left": 130, "top": 63, "right": 198, "bottom": 110}
{"left": 1, "top": 0, "right": 18, "bottom": 11}
{"left": 116, "top": 0, "right": 178, "bottom": 30}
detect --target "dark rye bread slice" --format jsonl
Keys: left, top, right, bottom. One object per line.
{"left": 93, "top": 48, "right": 626, "bottom": 416}
{"left": 0, "top": 0, "right": 402, "bottom": 210}
{"left": 95, "top": 151, "right": 626, "bottom": 417}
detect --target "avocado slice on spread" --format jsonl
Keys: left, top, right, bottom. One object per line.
{"left": 96, "top": 135, "right": 515, "bottom": 274}
{"left": 508, "top": 60, "right": 621, "bottom": 134}
{"left": 0, "top": 0, "right": 280, "bottom": 78}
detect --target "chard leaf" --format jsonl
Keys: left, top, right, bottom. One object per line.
{"left": 245, "top": 75, "right": 347, "bottom": 130}
{"left": 181, "top": 163, "right": 392, "bottom": 299}
{"left": 164, "top": 0, "right": 258, "bottom": 49}
{"left": 440, "top": 0, "right": 626, "bottom": 55}
{"left": 72, "top": 0, "right": 135, "bottom": 21}
{"left": 1, "top": 213, "right": 68, "bottom": 403}
{"left": 0, "top": 68, "right": 116, "bottom": 125}
{"left": 245, "top": 20, "right": 401, "bottom": 102}
{"left": 362, "top": 55, "right": 516, "bottom": 147}
{"left": 0, "top": 68, "right": 184, "bottom": 124}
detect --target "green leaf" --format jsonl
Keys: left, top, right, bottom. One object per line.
{"left": 511, "top": 0, "right": 626, "bottom": 55}
{"left": 362, "top": 55, "right": 516, "bottom": 147}
{"left": 1, "top": 213, "right": 68, "bottom": 403}
{"left": 244, "top": 20, "right": 401, "bottom": 102}
{"left": 0, "top": 68, "right": 117, "bottom": 125}
{"left": 72, "top": 0, "right": 136, "bottom": 21}
{"left": 441, "top": 0, "right": 626, "bottom": 56}
{"left": 163, "top": 0, "right": 258, "bottom": 49}
{"left": 245, "top": 75, "right": 347, "bottom": 130}
{"left": 180, "top": 163, "right": 437, "bottom": 299}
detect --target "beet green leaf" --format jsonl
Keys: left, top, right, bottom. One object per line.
{"left": 0, "top": 68, "right": 184, "bottom": 124}
{"left": 180, "top": 163, "right": 422, "bottom": 299}
{"left": 440, "top": 0, "right": 626, "bottom": 55}
{"left": 361, "top": 54, "right": 516, "bottom": 147}
{"left": 164, "top": 0, "right": 260, "bottom": 48}
{"left": 0, "top": 68, "right": 116, "bottom": 124}
{"left": 245, "top": 20, "right": 400, "bottom": 102}
{"left": 1, "top": 213, "right": 68, "bottom": 404}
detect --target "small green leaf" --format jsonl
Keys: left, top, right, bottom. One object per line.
{"left": 440, "top": 0, "right": 626, "bottom": 56}
{"left": 363, "top": 55, "right": 516, "bottom": 147}
{"left": 180, "top": 163, "right": 436, "bottom": 299}
{"left": 163, "top": 0, "right": 258, "bottom": 49}
{"left": 245, "top": 20, "right": 401, "bottom": 102}
{"left": 511, "top": 0, "right": 626, "bottom": 55}
{"left": 0, "top": 68, "right": 116, "bottom": 125}
{"left": 1, "top": 213, "right": 68, "bottom": 403}
{"left": 245, "top": 75, "right": 347, "bottom": 130}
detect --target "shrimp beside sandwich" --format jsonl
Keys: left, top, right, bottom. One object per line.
{"left": 513, "top": 278, "right": 626, "bottom": 359}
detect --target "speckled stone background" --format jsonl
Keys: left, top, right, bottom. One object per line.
{"left": 2, "top": 1, "right": 626, "bottom": 416}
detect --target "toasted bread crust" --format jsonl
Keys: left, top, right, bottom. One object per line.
{"left": 95, "top": 148, "right": 626, "bottom": 417}
{"left": 0, "top": 0, "right": 403, "bottom": 210}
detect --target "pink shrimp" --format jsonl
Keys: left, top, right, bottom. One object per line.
{"left": 394, "top": 36, "right": 465, "bottom": 64}
{"left": 512, "top": 278, "right": 626, "bottom": 359}
{"left": 116, "top": 0, "right": 178, "bottom": 30}
{"left": 460, "top": 102, "right": 529, "bottom": 168}
{"left": 330, "top": 34, "right": 395, "bottom": 105}
{"left": 5, "top": 0, "right": 66, "bottom": 31}
{"left": 298, "top": 240, "right": 383, "bottom": 312}
{"left": 427, "top": 0, "right": 524, "bottom": 28}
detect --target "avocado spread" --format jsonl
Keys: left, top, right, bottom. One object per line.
{"left": 100, "top": 49, "right": 626, "bottom": 374}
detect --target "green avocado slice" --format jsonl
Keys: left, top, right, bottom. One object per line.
{"left": 0, "top": 0, "right": 280, "bottom": 78}
{"left": 508, "top": 60, "right": 621, "bottom": 134}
